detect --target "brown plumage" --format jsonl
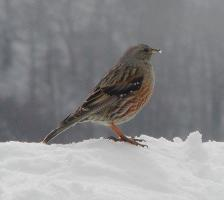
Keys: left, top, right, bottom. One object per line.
{"left": 41, "top": 44, "right": 161, "bottom": 147}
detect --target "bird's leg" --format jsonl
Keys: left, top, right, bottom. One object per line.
{"left": 110, "top": 122, "right": 148, "bottom": 148}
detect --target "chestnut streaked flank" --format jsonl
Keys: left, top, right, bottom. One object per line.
{"left": 42, "top": 44, "right": 161, "bottom": 147}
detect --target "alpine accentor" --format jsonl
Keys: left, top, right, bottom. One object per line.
{"left": 42, "top": 44, "right": 161, "bottom": 147}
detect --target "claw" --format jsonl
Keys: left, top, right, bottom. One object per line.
{"left": 107, "top": 135, "right": 148, "bottom": 148}
{"left": 130, "top": 136, "right": 146, "bottom": 142}
{"left": 106, "top": 136, "right": 119, "bottom": 142}
{"left": 132, "top": 141, "right": 148, "bottom": 148}
{"left": 122, "top": 136, "right": 148, "bottom": 148}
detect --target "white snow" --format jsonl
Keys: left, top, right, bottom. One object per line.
{"left": 0, "top": 131, "right": 224, "bottom": 200}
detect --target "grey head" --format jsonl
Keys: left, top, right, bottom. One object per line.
{"left": 119, "top": 44, "right": 161, "bottom": 64}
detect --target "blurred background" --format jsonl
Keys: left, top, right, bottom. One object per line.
{"left": 0, "top": 0, "right": 223, "bottom": 143}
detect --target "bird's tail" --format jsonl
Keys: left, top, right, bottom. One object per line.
{"left": 41, "top": 125, "right": 70, "bottom": 144}
{"left": 41, "top": 113, "right": 83, "bottom": 144}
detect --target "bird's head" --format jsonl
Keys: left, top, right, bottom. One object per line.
{"left": 120, "top": 44, "right": 161, "bottom": 63}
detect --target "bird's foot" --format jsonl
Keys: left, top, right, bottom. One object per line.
{"left": 106, "top": 136, "right": 120, "bottom": 142}
{"left": 107, "top": 135, "right": 148, "bottom": 148}
{"left": 129, "top": 136, "right": 146, "bottom": 142}
{"left": 122, "top": 136, "right": 148, "bottom": 148}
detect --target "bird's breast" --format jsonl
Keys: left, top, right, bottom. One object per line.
{"left": 131, "top": 74, "right": 154, "bottom": 112}
{"left": 114, "top": 66, "right": 155, "bottom": 124}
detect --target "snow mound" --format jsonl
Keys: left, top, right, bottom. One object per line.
{"left": 1, "top": 131, "right": 224, "bottom": 200}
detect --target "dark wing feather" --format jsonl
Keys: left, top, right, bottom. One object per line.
{"left": 102, "top": 76, "right": 143, "bottom": 97}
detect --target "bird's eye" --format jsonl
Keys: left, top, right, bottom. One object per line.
{"left": 143, "top": 47, "right": 149, "bottom": 52}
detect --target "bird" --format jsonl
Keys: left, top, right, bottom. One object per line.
{"left": 41, "top": 44, "right": 161, "bottom": 147}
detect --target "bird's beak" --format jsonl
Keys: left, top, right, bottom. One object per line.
{"left": 152, "top": 48, "right": 162, "bottom": 54}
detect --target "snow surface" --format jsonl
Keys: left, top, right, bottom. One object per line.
{"left": 1, "top": 131, "right": 224, "bottom": 200}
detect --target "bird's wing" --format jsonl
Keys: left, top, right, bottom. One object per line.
{"left": 101, "top": 76, "right": 143, "bottom": 96}
{"left": 82, "top": 64, "right": 144, "bottom": 108}
{"left": 62, "top": 65, "right": 144, "bottom": 124}
{"left": 95, "top": 64, "right": 144, "bottom": 90}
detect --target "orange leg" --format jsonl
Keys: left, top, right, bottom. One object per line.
{"left": 110, "top": 122, "right": 147, "bottom": 147}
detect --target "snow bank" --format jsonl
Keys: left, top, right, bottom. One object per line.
{"left": 0, "top": 131, "right": 224, "bottom": 200}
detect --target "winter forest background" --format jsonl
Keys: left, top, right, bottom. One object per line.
{"left": 0, "top": 0, "right": 223, "bottom": 143}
